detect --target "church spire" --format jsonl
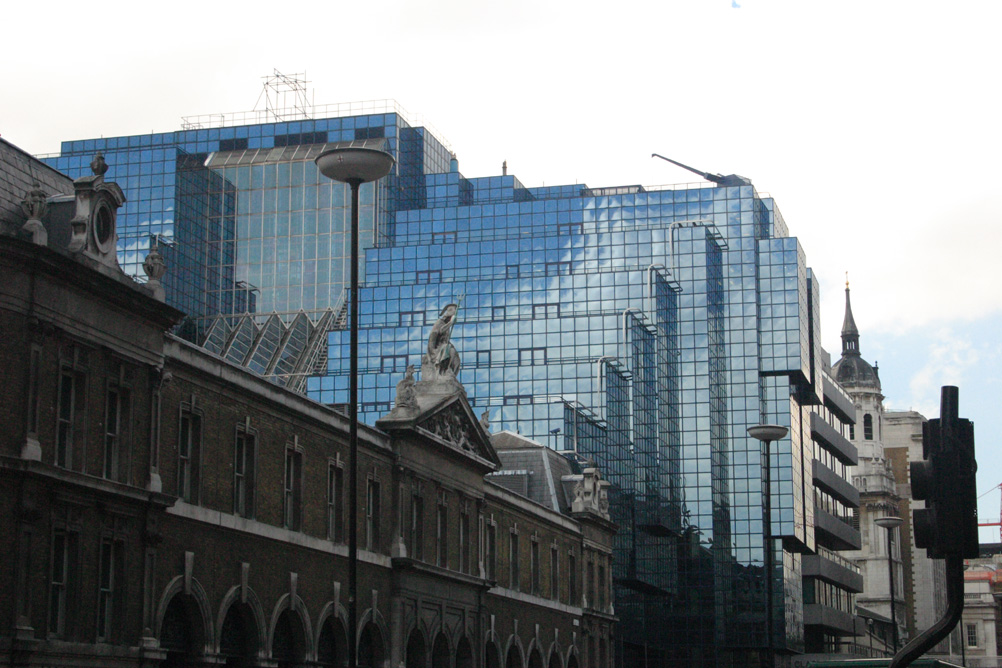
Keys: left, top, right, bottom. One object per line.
{"left": 841, "top": 275, "right": 860, "bottom": 356}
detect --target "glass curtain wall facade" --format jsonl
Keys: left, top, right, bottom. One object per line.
{"left": 47, "top": 107, "right": 859, "bottom": 667}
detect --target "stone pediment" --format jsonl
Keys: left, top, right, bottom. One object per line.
{"left": 375, "top": 303, "right": 501, "bottom": 473}
{"left": 375, "top": 383, "right": 501, "bottom": 473}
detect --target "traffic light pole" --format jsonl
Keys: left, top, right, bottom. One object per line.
{"left": 889, "top": 553, "right": 963, "bottom": 668}
{"left": 890, "top": 386, "right": 977, "bottom": 668}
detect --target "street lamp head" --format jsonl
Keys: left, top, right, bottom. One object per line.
{"left": 315, "top": 147, "right": 395, "bottom": 184}
{"left": 875, "top": 516, "right": 904, "bottom": 530}
{"left": 747, "top": 424, "right": 789, "bottom": 443}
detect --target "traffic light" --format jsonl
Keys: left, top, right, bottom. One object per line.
{"left": 910, "top": 386, "right": 978, "bottom": 559}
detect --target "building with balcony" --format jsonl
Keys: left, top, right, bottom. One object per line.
{"left": 44, "top": 96, "right": 861, "bottom": 667}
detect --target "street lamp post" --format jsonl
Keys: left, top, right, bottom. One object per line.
{"left": 748, "top": 424, "right": 789, "bottom": 668}
{"left": 316, "top": 147, "right": 394, "bottom": 668}
{"left": 875, "top": 515, "right": 904, "bottom": 655}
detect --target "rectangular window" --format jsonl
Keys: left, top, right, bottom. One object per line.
{"left": 509, "top": 531, "right": 520, "bottom": 591}
{"left": 328, "top": 463, "right": 343, "bottom": 541}
{"left": 504, "top": 395, "right": 533, "bottom": 406}
{"left": 485, "top": 520, "right": 497, "bottom": 580}
{"left": 598, "top": 563, "right": 606, "bottom": 610}
{"left": 366, "top": 479, "right": 381, "bottom": 551}
{"left": 437, "top": 493, "right": 448, "bottom": 568}
{"left": 103, "top": 387, "right": 123, "bottom": 480}
{"left": 492, "top": 306, "right": 506, "bottom": 321}
{"left": 550, "top": 546, "right": 559, "bottom": 599}
{"left": 49, "top": 530, "right": 76, "bottom": 636}
{"left": 96, "top": 538, "right": 123, "bottom": 641}
{"left": 530, "top": 538, "right": 540, "bottom": 595}
{"left": 411, "top": 493, "right": 424, "bottom": 561}
{"left": 432, "top": 232, "right": 456, "bottom": 244}
{"left": 587, "top": 560, "right": 595, "bottom": 607}
{"left": 400, "top": 311, "right": 425, "bottom": 327}
{"left": 519, "top": 348, "right": 547, "bottom": 366}
{"left": 533, "top": 303, "right": 560, "bottom": 319}
{"left": 967, "top": 623, "right": 978, "bottom": 648}
{"left": 56, "top": 367, "right": 85, "bottom": 469}
{"left": 459, "top": 510, "right": 470, "bottom": 574}
{"left": 27, "top": 345, "right": 41, "bottom": 437}
{"left": 234, "top": 429, "right": 256, "bottom": 518}
{"left": 545, "top": 261, "right": 572, "bottom": 276}
{"left": 476, "top": 350, "right": 491, "bottom": 366}
{"left": 558, "top": 223, "right": 583, "bottom": 235}
{"left": 568, "top": 552, "right": 577, "bottom": 605}
{"left": 416, "top": 270, "right": 442, "bottom": 284}
{"left": 284, "top": 448, "right": 303, "bottom": 530}
{"left": 381, "top": 355, "right": 408, "bottom": 373}
{"left": 178, "top": 410, "right": 202, "bottom": 504}
{"left": 506, "top": 265, "right": 520, "bottom": 278}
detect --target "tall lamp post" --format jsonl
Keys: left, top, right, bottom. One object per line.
{"left": 748, "top": 424, "right": 789, "bottom": 668}
{"left": 316, "top": 147, "right": 394, "bottom": 668}
{"left": 875, "top": 515, "right": 904, "bottom": 655}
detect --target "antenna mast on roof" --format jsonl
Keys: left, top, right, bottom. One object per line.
{"left": 254, "top": 70, "right": 314, "bottom": 123}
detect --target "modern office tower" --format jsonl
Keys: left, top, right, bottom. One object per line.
{"left": 47, "top": 100, "right": 860, "bottom": 667}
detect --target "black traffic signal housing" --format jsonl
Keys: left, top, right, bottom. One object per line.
{"left": 910, "top": 386, "right": 978, "bottom": 559}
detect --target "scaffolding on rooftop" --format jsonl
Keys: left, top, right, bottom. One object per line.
{"left": 180, "top": 71, "right": 453, "bottom": 152}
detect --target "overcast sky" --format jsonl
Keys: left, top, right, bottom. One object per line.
{"left": 4, "top": 0, "right": 1000, "bottom": 536}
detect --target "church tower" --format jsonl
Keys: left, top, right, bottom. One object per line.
{"left": 833, "top": 282, "right": 906, "bottom": 649}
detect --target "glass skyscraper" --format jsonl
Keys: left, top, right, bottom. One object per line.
{"left": 46, "top": 102, "right": 861, "bottom": 667}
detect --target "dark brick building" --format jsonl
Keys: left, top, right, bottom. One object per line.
{"left": 0, "top": 138, "right": 615, "bottom": 668}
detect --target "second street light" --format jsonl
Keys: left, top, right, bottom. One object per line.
{"left": 315, "top": 145, "right": 394, "bottom": 668}
{"left": 748, "top": 424, "right": 789, "bottom": 668}
{"left": 875, "top": 514, "right": 904, "bottom": 655}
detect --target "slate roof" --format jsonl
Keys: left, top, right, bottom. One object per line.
{"left": 0, "top": 138, "right": 73, "bottom": 233}
{"left": 489, "top": 430, "right": 578, "bottom": 513}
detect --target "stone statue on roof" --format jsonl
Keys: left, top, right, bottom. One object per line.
{"left": 394, "top": 365, "right": 417, "bottom": 410}
{"left": 422, "top": 303, "right": 461, "bottom": 383}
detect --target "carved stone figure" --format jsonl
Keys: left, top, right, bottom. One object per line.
{"left": 20, "top": 182, "right": 48, "bottom": 221}
{"left": 571, "top": 468, "right": 611, "bottom": 520}
{"left": 20, "top": 183, "right": 48, "bottom": 246}
{"left": 422, "top": 303, "right": 461, "bottom": 382}
{"left": 143, "top": 236, "right": 167, "bottom": 301}
{"left": 394, "top": 365, "right": 417, "bottom": 409}
{"left": 479, "top": 409, "right": 490, "bottom": 432}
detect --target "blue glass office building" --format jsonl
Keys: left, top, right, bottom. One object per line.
{"left": 47, "top": 104, "right": 861, "bottom": 667}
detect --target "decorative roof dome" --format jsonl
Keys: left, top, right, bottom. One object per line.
{"left": 831, "top": 282, "right": 881, "bottom": 391}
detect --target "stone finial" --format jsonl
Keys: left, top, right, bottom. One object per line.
{"left": 19, "top": 182, "right": 48, "bottom": 246}
{"left": 143, "top": 235, "right": 167, "bottom": 301}
{"left": 393, "top": 365, "right": 417, "bottom": 410}
{"left": 90, "top": 153, "right": 109, "bottom": 176}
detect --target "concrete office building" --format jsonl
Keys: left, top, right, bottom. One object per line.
{"left": 45, "top": 95, "right": 861, "bottom": 667}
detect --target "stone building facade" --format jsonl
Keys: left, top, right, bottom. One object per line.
{"left": 0, "top": 139, "right": 615, "bottom": 668}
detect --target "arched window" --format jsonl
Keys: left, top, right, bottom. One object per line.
{"left": 863, "top": 414, "right": 873, "bottom": 440}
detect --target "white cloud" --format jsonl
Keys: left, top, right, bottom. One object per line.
{"left": 900, "top": 328, "right": 981, "bottom": 418}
